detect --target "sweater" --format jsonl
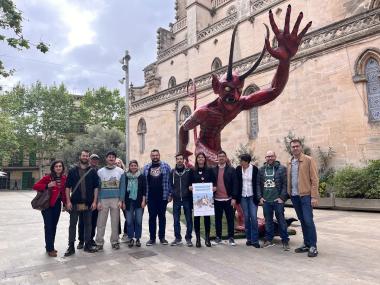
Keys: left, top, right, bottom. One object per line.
{"left": 97, "top": 166, "right": 125, "bottom": 201}
{"left": 33, "top": 175, "right": 67, "bottom": 207}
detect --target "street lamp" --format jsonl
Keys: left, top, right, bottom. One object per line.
{"left": 120, "top": 50, "right": 131, "bottom": 165}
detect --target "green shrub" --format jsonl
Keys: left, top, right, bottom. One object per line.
{"left": 332, "top": 160, "right": 380, "bottom": 199}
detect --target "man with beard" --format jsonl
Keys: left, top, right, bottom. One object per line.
{"left": 143, "top": 149, "right": 172, "bottom": 246}
{"left": 65, "top": 150, "right": 99, "bottom": 256}
{"left": 77, "top": 153, "right": 100, "bottom": 249}
{"left": 169, "top": 153, "right": 193, "bottom": 247}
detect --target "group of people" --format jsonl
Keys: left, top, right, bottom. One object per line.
{"left": 33, "top": 138, "right": 319, "bottom": 259}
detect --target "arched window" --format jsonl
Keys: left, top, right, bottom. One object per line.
{"left": 353, "top": 48, "right": 380, "bottom": 122}
{"left": 168, "top": 76, "right": 176, "bottom": 88}
{"left": 243, "top": 84, "right": 260, "bottom": 139}
{"left": 137, "top": 118, "right": 147, "bottom": 154}
{"left": 179, "top": 105, "right": 192, "bottom": 125}
{"left": 365, "top": 58, "right": 380, "bottom": 121}
{"left": 211, "top": 57, "right": 222, "bottom": 71}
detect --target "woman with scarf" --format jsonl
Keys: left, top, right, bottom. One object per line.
{"left": 120, "top": 160, "right": 147, "bottom": 247}
{"left": 190, "top": 152, "right": 216, "bottom": 247}
{"left": 33, "top": 160, "right": 67, "bottom": 257}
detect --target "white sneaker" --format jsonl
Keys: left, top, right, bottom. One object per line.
{"left": 228, "top": 238, "right": 236, "bottom": 246}
{"left": 121, "top": 234, "right": 129, "bottom": 243}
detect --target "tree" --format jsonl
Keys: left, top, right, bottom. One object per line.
{"left": 0, "top": 82, "right": 78, "bottom": 162}
{"left": 0, "top": 113, "right": 19, "bottom": 161}
{"left": 56, "top": 125, "right": 126, "bottom": 167}
{"left": 1, "top": 0, "right": 49, "bottom": 77}
{"left": 79, "top": 87, "right": 125, "bottom": 131}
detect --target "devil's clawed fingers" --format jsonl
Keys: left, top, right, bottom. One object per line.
{"left": 268, "top": 9, "right": 280, "bottom": 36}
{"left": 284, "top": 4, "right": 291, "bottom": 34}
{"left": 297, "top": 21, "right": 312, "bottom": 42}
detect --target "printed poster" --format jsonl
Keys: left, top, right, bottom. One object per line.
{"left": 192, "top": 183, "right": 214, "bottom": 216}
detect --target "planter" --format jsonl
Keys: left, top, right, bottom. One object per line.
{"left": 334, "top": 198, "right": 380, "bottom": 212}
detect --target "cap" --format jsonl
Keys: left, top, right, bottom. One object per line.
{"left": 90, "top": 154, "right": 100, "bottom": 160}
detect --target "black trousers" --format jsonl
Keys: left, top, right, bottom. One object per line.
{"left": 69, "top": 208, "right": 92, "bottom": 245}
{"left": 214, "top": 200, "right": 234, "bottom": 239}
{"left": 194, "top": 216, "right": 210, "bottom": 236}
{"left": 78, "top": 209, "right": 98, "bottom": 242}
{"left": 41, "top": 198, "right": 61, "bottom": 252}
{"left": 147, "top": 199, "right": 167, "bottom": 241}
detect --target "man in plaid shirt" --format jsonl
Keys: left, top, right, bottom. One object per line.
{"left": 143, "top": 149, "right": 172, "bottom": 246}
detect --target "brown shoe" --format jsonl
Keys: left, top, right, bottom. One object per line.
{"left": 47, "top": 251, "right": 57, "bottom": 257}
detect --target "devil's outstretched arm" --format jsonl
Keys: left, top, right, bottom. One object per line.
{"left": 242, "top": 5, "right": 311, "bottom": 110}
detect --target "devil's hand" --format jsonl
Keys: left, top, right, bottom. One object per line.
{"left": 265, "top": 5, "right": 311, "bottom": 61}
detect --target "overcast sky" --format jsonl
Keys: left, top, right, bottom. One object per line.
{"left": 1, "top": 0, "right": 175, "bottom": 94}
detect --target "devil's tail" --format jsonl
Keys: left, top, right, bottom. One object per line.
{"left": 186, "top": 78, "right": 197, "bottom": 141}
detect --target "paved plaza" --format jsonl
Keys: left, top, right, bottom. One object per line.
{"left": 0, "top": 191, "right": 379, "bottom": 285}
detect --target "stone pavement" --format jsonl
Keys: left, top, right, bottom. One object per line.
{"left": 0, "top": 191, "right": 379, "bottom": 285}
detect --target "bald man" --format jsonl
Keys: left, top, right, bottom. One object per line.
{"left": 257, "top": 151, "right": 289, "bottom": 251}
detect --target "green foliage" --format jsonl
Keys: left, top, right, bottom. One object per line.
{"left": 79, "top": 88, "right": 125, "bottom": 131}
{"left": 57, "top": 125, "right": 126, "bottom": 167}
{"left": 230, "top": 143, "right": 256, "bottom": 167}
{"left": 316, "top": 146, "right": 336, "bottom": 197}
{"left": 282, "top": 131, "right": 311, "bottom": 156}
{"left": 0, "top": 113, "right": 19, "bottom": 161}
{"left": 0, "top": 0, "right": 49, "bottom": 77}
{"left": 333, "top": 160, "right": 380, "bottom": 199}
{"left": 0, "top": 82, "right": 78, "bottom": 160}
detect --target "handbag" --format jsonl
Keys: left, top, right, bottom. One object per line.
{"left": 31, "top": 186, "right": 52, "bottom": 211}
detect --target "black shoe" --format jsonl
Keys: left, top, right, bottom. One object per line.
{"left": 84, "top": 245, "right": 97, "bottom": 253}
{"left": 295, "top": 245, "right": 310, "bottom": 253}
{"left": 146, "top": 239, "right": 156, "bottom": 246}
{"left": 77, "top": 241, "right": 84, "bottom": 249}
{"left": 160, "top": 239, "right": 168, "bottom": 245}
{"left": 196, "top": 237, "right": 201, "bottom": 248}
{"left": 246, "top": 240, "right": 252, "bottom": 246}
{"left": 308, "top": 246, "right": 318, "bottom": 257}
{"left": 64, "top": 244, "right": 75, "bottom": 257}
{"left": 283, "top": 241, "right": 290, "bottom": 251}
{"left": 135, "top": 239, "right": 141, "bottom": 247}
{"left": 252, "top": 242, "right": 261, "bottom": 248}
{"left": 213, "top": 237, "right": 222, "bottom": 245}
{"left": 128, "top": 238, "right": 134, "bottom": 248}
{"left": 112, "top": 243, "right": 120, "bottom": 250}
{"left": 186, "top": 239, "right": 193, "bottom": 247}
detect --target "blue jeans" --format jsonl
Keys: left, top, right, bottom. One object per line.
{"left": 41, "top": 198, "right": 61, "bottom": 252}
{"left": 173, "top": 200, "right": 193, "bottom": 240}
{"left": 291, "top": 195, "right": 317, "bottom": 247}
{"left": 263, "top": 201, "right": 289, "bottom": 242}
{"left": 125, "top": 200, "right": 144, "bottom": 239}
{"left": 240, "top": 197, "right": 259, "bottom": 243}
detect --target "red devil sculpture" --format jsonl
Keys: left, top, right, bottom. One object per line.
{"left": 179, "top": 5, "right": 311, "bottom": 164}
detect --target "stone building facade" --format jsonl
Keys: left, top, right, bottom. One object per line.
{"left": 128, "top": 0, "right": 380, "bottom": 167}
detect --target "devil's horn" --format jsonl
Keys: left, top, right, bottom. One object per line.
{"left": 239, "top": 24, "right": 270, "bottom": 81}
{"left": 226, "top": 23, "right": 239, "bottom": 81}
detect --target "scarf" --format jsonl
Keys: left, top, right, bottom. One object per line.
{"left": 126, "top": 170, "right": 140, "bottom": 200}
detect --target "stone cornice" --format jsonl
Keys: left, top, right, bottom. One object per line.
{"left": 157, "top": 39, "right": 188, "bottom": 62}
{"left": 250, "top": 0, "right": 288, "bottom": 15}
{"left": 131, "top": 8, "right": 380, "bottom": 115}
{"left": 197, "top": 12, "right": 238, "bottom": 42}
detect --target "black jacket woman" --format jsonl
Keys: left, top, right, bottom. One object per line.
{"left": 190, "top": 152, "right": 216, "bottom": 247}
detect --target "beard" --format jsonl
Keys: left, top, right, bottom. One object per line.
{"left": 80, "top": 158, "right": 89, "bottom": 165}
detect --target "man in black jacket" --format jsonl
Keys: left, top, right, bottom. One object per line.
{"left": 257, "top": 150, "right": 289, "bottom": 250}
{"left": 235, "top": 154, "right": 260, "bottom": 248}
{"left": 169, "top": 153, "right": 193, "bottom": 247}
{"left": 64, "top": 150, "right": 99, "bottom": 256}
{"left": 212, "top": 150, "right": 238, "bottom": 246}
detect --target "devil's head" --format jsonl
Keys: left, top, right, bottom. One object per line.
{"left": 212, "top": 23, "right": 269, "bottom": 110}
